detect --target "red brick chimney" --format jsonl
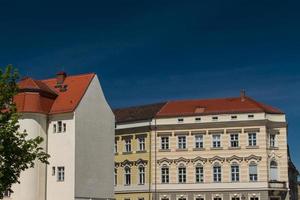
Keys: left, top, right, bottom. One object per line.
{"left": 56, "top": 71, "right": 67, "bottom": 85}
{"left": 240, "top": 89, "right": 246, "bottom": 102}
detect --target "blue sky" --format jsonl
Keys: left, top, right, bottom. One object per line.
{"left": 1, "top": 0, "right": 300, "bottom": 169}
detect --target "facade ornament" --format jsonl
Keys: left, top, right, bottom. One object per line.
{"left": 209, "top": 156, "right": 225, "bottom": 163}
{"left": 173, "top": 157, "right": 190, "bottom": 164}
{"left": 157, "top": 157, "right": 173, "bottom": 165}
{"left": 226, "top": 155, "right": 243, "bottom": 163}
{"left": 244, "top": 155, "right": 262, "bottom": 162}
{"left": 191, "top": 156, "right": 207, "bottom": 164}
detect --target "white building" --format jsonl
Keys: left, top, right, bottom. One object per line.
{"left": 5, "top": 72, "right": 115, "bottom": 200}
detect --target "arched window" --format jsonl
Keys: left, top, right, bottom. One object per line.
{"left": 231, "top": 162, "right": 239, "bottom": 182}
{"left": 178, "top": 164, "right": 186, "bottom": 183}
{"left": 270, "top": 160, "right": 278, "bottom": 181}
{"left": 195, "top": 163, "right": 204, "bottom": 183}
{"left": 124, "top": 166, "right": 131, "bottom": 185}
{"left": 161, "top": 164, "right": 169, "bottom": 184}
{"left": 249, "top": 161, "right": 258, "bottom": 181}
{"left": 138, "top": 165, "right": 145, "bottom": 185}
{"left": 213, "top": 162, "right": 221, "bottom": 182}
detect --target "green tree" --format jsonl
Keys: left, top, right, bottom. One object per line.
{"left": 0, "top": 65, "right": 49, "bottom": 198}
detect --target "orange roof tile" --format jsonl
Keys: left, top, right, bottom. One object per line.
{"left": 15, "top": 73, "right": 95, "bottom": 114}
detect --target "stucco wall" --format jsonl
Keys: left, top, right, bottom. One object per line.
{"left": 74, "top": 75, "right": 115, "bottom": 199}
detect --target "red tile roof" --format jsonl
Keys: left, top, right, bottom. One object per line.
{"left": 156, "top": 96, "right": 284, "bottom": 118}
{"left": 14, "top": 73, "right": 95, "bottom": 114}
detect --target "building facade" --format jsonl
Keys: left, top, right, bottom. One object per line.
{"left": 114, "top": 92, "right": 296, "bottom": 200}
{"left": 4, "top": 72, "right": 115, "bottom": 200}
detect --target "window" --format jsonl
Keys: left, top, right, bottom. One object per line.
{"left": 178, "top": 118, "right": 184, "bottom": 123}
{"left": 58, "top": 121, "right": 62, "bottom": 133}
{"left": 195, "top": 135, "right": 204, "bottom": 148}
{"left": 3, "top": 189, "right": 11, "bottom": 197}
{"left": 178, "top": 197, "right": 186, "bottom": 200}
{"left": 138, "top": 198, "right": 145, "bottom": 200}
{"left": 138, "top": 165, "right": 145, "bottom": 185}
{"left": 161, "top": 165, "right": 169, "bottom": 183}
{"left": 248, "top": 133, "right": 257, "bottom": 146}
{"left": 248, "top": 114, "right": 254, "bottom": 119}
{"left": 213, "top": 163, "right": 221, "bottom": 182}
{"left": 231, "top": 115, "right": 237, "bottom": 120}
{"left": 195, "top": 197, "right": 204, "bottom": 200}
{"left": 138, "top": 137, "right": 145, "bottom": 151}
{"left": 250, "top": 197, "right": 259, "bottom": 200}
{"left": 124, "top": 166, "right": 131, "bottom": 185}
{"left": 124, "top": 139, "right": 131, "bottom": 152}
{"left": 212, "top": 116, "right": 218, "bottom": 121}
{"left": 195, "top": 117, "right": 201, "bottom": 122}
{"left": 114, "top": 139, "right": 118, "bottom": 153}
{"left": 57, "top": 166, "right": 65, "bottom": 181}
{"left": 212, "top": 134, "right": 221, "bottom": 148}
{"left": 178, "top": 136, "right": 186, "bottom": 149}
{"left": 63, "top": 123, "right": 66, "bottom": 132}
{"left": 161, "top": 137, "right": 169, "bottom": 150}
{"left": 114, "top": 168, "right": 117, "bottom": 185}
{"left": 53, "top": 124, "right": 57, "bottom": 133}
{"left": 178, "top": 165, "right": 186, "bottom": 183}
{"left": 270, "top": 134, "right": 276, "bottom": 147}
{"left": 213, "top": 198, "right": 222, "bottom": 200}
{"left": 231, "top": 163, "right": 240, "bottom": 182}
{"left": 52, "top": 166, "right": 56, "bottom": 176}
{"left": 195, "top": 164, "right": 204, "bottom": 183}
{"left": 231, "top": 198, "right": 240, "bottom": 200}
{"left": 270, "top": 160, "right": 278, "bottom": 181}
{"left": 249, "top": 162, "right": 258, "bottom": 182}
{"left": 230, "top": 134, "right": 239, "bottom": 147}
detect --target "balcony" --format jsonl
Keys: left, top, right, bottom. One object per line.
{"left": 269, "top": 181, "right": 287, "bottom": 189}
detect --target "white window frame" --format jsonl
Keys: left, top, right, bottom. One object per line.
{"left": 138, "top": 137, "right": 145, "bottom": 151}
{"left": 249, "top": 162, "right": 258, "bottom": 182}
{"left": 195, "top": 135, "right": 204, "bottom": 148}
{"left": 161, "top": 165, "right": 169, "bottom": 184}
{"left": 212, "top": 134, "right": 221, "bottom": 148}
{"left": 178, "top": 165, "right": 186, "bottom": 183}
{"left": 124, "top": 166, "right": 131, "bottom": 185}
{"left": 269, "top": 134, "right": 277, "bottom": 148}
{"left": 138, "top": 165, "right": 145, "bottom": 185}
{"left": 248, "top": 133, "right": 257, "bottom": 146}
{"left": 57, "top": 166, "right": 65, "bottom": 182}
{"left": 161, "top": 136, "right": 169, "bottom": 150}
{"left": 213, "top": 163, "right": 222, "bottom": 182}
{"left": 124, "top": 139, "right": 131, "bottom": 152}
{"left": 178, "top": 136, "right": 186, "bottom": 149}
{"left": 231, "top": 163, "right": 240, "bottom": 182}
{"left": 57, "top": 121, "right": 62, "bottom": 133}
{"left": 230, "top": 134, "right": 239, "bottom": 147}
{"left": 195, "top": 164, "right": 204, "bottom": 183}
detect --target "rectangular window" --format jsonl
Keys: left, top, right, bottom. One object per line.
{"left": 124, "top": 167, "right": 131, "bottom": 185}
{"left": 161, "top": 137, "right": 169, "bottom": 150}
{"left": 63, "top": 123, "right": 66, "bottom": 132}
{"left": 248, "top": 114, "right": 254, "bottom": 119}
{"left": 195, "top": 117, "right": 201, "bottom": 122}
{"left": 57, "top": 121, "right": 62, "bottom": 133}
{"left": 195, "top": 135, "right": 204, "bottom": 148}
{"left": 212, "top": 134, "right": 221, "bottom": 148}
{"left": 231, "top": 115, "right": 237, "bottom": 120}
{"left": 270, "top": 134, "right": 276, "bottom": 147}
{"left": 53, "top": 124, "right": 57, "bottom": 133}
{"left": 138, "top": 166, "right": 145, "bottom": 185}
{"left": 3, "top": 190, "right": 11, "bottom": 197}
{"left": 248, "top": 133, "right": 257, "bottom": 146}
{"left": 57, "top": 166, "right": 65, "bottom": 181}
{"left": 178, "top": 118, "right": 184, "bottom": 123}
{"left": 195, "top": 198, "right": 204, "bottom": 200}
{"left": 249, "top": 164, "right": 258, "bottom": 182}
{"left": 230, "top": 134, "right": 239, "bottom": 147}
{"left": 114, "top": 168, "right": 117, "bottom": 185}
{"left": 52, "top": 166, "right": 56, "bottom": 176}
{"left": 250, "top": 198, "right": 259, "bottom": 200}
{"left": 214, "top": 198, "right": 222, "bottom": 200}
{"left": 114, "top": 139, "right": 118, "bottom": 153}
{"left": 125, "top": 139, "right": 131, "bottom": 152}
{"left": 195, "top": 166, "right": 204, "bottom": 183}
{"left": 138, "top": 137, "right": 145, "bottom": 151}
{"left": 231, "top": 198, "right": 240, "bottom": 200}
{"left": 178, "top": 136, "right": 186, "bottom": 149}
{"left": 161, "top": 167, "right": 169, "bottom": 183}
{"left": 212, "top": 116, "right": 218, "bottom": 121}
{"left": 231, "top": 165, "right": 240, "bottom": 182}
{"left": 178, "top": 167, "right": 186, "bottom": 183}
{"left": 213, "top": 166, "right": 221, "bottom": 182}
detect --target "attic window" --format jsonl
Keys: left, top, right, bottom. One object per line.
{"left": 195, "top": 117, "right": 201, "bottom": 122}
{"left": 194, "top": 107, "right": 205, "bottom": 113}
{"left": 178, "top": 118, "right": 184, "bottom": 123}
{"left": 248, "top": 114, "right": 254, "bottom": 119}
{"left": 212, "top": 116, "right": 218, "bottom": 121}
{"left": 231, "top": 115, "right": 237, "bottom": 120}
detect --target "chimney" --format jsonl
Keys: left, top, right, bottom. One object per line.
{"left": 56, "top": 71, "right": 67, "bottom": 85}
{"left": 240, "top": 89, "right": 246, "bottom": 102}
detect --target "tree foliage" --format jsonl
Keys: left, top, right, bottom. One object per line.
{"left": 0, "top": 65, "right": 49, "bottom": 198}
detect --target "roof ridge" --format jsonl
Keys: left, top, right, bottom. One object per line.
{"left": 169, "top": 96, "right": 240, "bottom": 103}
{"left": 114, "top": 102, "right": 167, "bottom": 111}
{"left": 41, "top": 72, "right": 96, "bottom": 82}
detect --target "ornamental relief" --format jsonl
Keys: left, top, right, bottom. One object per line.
{"left": 157, "top": 155, "right": 262, "bottom": 165}
{"left": 115, "top": 158, "right": 148, "bottom": 168}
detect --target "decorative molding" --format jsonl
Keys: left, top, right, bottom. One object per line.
{"left": 208, "top": 129, "right": 224, "bottom": 134}
{"left": 135, "top": 158, "right": 148, "bottom": 166}
{"left": 120, "top": 159, "right": 135, "bottom": 167}
{"left": 226, "top": 155, "right": 243, "bottom": 163}
{"left": 191, "top": 130, "right": 206, "bottom": 135}
{"left": 191, "top": 156, "right": 207, "bottom": 164}
{"left": 244, "top": 128, "right": 260, "bottom": 133}
{"left": 226, "top": 129, "right": 242, "bottom": 134}
{"left": 157, "top": 157, "right": 173, "bottom": 165}
{"left": 135, "top": 133, "right": 147, "bottom": 138}
{"left": 121, "top": 135, "right": 133, "bottom": 140}
{"left": 209, "top": 156, "right": 225, "bottom": 163}
{"left": 174, "top": 131, "right": 189, "bottom": 136}
{"left": 244, "top": 155, "right": 262, "bottom": 162}
{"left": 268, "top": 151, "right": 282, "bottom": 159}
{"left": 174, "top": 157, "right": 190, "bottom": 164}
{"left": 157, "top": 132, "right": 172, "bottom": 137}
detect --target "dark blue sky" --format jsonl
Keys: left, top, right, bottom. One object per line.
{"left": 1, "top": 0, "right": 300, "bottom": 169}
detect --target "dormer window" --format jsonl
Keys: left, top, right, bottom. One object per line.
{"left": 248, "top": 114, "right": 254, "bottom": 119}
{"left": 231, "top": 115, "right": 237, "bottom": 120}
{"left": 195, "top": 117, "right": 201, "bottom": 122}
{"left": 178, "top": 118, "right": 184, "bottom": 123}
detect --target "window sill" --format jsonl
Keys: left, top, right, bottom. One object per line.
{"left": 136, "top": 150, "right": 147, "bottom": 153}
{"left": 193, "top": 148, "right": 205, "bottom": 151}
{"left": 246, "top": 146, "right": 259, "bottom": 149}
{"left": 159, "top": 149, "right": 171, "bottom": 152}
{"left": 122, "top": 152, "right": 133, "bottom": 155}
{"left": 228, "top": 147, "right": 241, "bottom": 150}
{"left": 176, "top": 148, "right": 188, "bottom": 152}
{"left": 210, "top": 147, "right": 223, "bottom": 150}
{"left": 268, "top": 147, "right": 279, "bottom": 150}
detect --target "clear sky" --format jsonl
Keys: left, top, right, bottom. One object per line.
{"left": 1, "top": 0, "right": 300, "bottom": 169}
